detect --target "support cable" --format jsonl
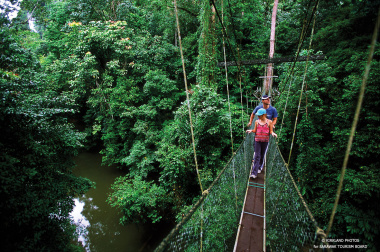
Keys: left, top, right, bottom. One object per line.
{"left": 174, "top": 2, "right": 205, "bottom": 251}
{"left": 287, "top": 2, "right": 318, "bottom": 165}
{"left": 222, "top": 0, "right": 238, "bottom": 213}
{"left": 277, "top": 75, "right": 296, "bottom": 139}
{"left": 326, "top": 6, "right": 380, "bottom": 237}
{"left": 277, "top": 0, "right": 320, "bottom": 100}
{"left": 238, "top": 72, "right": 246, "bottom": 138}
{"left": 221, "top": 1, "right": 234, "bottom": 155}
{"left": 212, "top": 0, "right": 246, "bottom": 138}
{"left": 268, "top": 5, "right": 330, "bottom": 248}
{"left": 272, "top": 141, "right": 327, "bottom": 241}
{"left": 174, "top": 0, "right": 203, "bottom": 193}
{"left": 209, "top": 0, "right": 243, "bottom": 76}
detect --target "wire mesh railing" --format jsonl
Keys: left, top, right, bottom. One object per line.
{"left": 155, "top": 133, "right": 255, "bottom": 252}
{"left": 265, "top": 136, "right": 327, "bottom": 251}
{"left": 155, "top": 130, "right": 328, "bottom": 252}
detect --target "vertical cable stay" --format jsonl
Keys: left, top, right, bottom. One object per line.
{"left": 156, "top": 1, "right": 333, "bottom": 251}
{"left": 209, "top": 0, "right": 243, "bottom": 76}
{"left": 287, "top": 2, "right": 318, "bottom": 165}
{"left": 173, "top": 0, "right": 203, "bottom": 194}
{"left": 213, "top": 0, "right": 246, "bottom": 138}
{"left": 266, "top": 5, "right": 330, "bottom": 249}
{"left": 221, "top": 0, "right": 234, "bottom": 155}
{"left": 277, "top": 0, "right": 320, "bottom": 100}
{"left": 326, "top": 6, "right": 380, "bottom": 238}
{"left": 174, "top": 2, "right": 205, "bottom": 251}
{"left": 221, "top": 0, "right": 239, "bottom": 214}
{"left": 239, "top": 72, "right": 245, "bottom": 139}
{"left": 278, "top": 75, "right": 295, "bottom": 140}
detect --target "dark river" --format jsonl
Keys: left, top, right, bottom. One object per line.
{"left": 70, "top": 152, "right": 165, "bottom": 252}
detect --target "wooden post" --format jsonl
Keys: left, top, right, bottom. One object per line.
{"left": 265, "top": 0, "right": 279, "bottom": 95}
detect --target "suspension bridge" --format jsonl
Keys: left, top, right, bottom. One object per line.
{"left": 152, "top": 1, "right": 328, "bottom": 250}
{"left": 154, "top": 132, "right": 328, "bottom": 252}
{"left": 151, "top": 1, "right": 379, "bottom": 251}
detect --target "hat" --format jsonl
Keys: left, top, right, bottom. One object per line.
{"left": 261, "top": 95, "right": 271, "bottom": 100}
{"left": 256, "top": 108, "right": 266, "bottom": 116}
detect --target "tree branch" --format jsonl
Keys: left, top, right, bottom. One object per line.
{"left": 168, "top": 6, "right": 197, "bottom": 17}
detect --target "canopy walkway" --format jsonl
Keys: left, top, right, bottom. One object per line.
{"left": 155, "top": 133, "right": 327, "bottom": 252}
{"left": 156, "top": 1, "right": 379, "bottom": 251}
{"left": 155, "top": 4, "right": 327, "bottom": 249}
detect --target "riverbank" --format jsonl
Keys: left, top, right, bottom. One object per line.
{"left": 71, "top": 152, "right": 171, "bottom": 251}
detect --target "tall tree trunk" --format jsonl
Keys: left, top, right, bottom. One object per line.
{"left": 264, "top": 0, "right": 278, "bottom": 95}
{"left": 197, "top": 1, "right": 217, "bottom": 87}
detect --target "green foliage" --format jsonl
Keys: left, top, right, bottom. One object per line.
{"left": 107, "top": 85, "right": 246, "bottom": 224}
{"left": 277, "top": 43, "right": 380, "bottom": 250}
{"left": 0, "top": 28, "right": 40, "bottom": 76}
{"left": 43, "top": 1, "right": 72, "bottom": 57}
{"left": 210, "top": 0, "right": 269, "bottom": 103}
{"left": 157, "top": 86, "right": 243, "bottom": 203}
{"left": 0, "top": 25, "right": 92, "bottom": 251}
{"left": 313, "top": 0, "right": 379, "bottom": 79}
{"left": 41, "top": 14, "right": 181, "bottom": 155}
{"left": 197, "top": 1, "right": 218, "bottom": 87}
{"left": 3, "top": 0, "right": 380, "bottom": 250}
{"left": 329, "top": 47, "right": 380, "bottom": 249}
{"left": 108, "top": 175, "right": 168, "bottom": 224}
{"left": 10, "top": 9, "right": 30, "bottom": 30}
{"left": 224, "top": 0, "right": 268, "bottom": 53}
{"left": 38, "top": 8, "right": 186, "bottom": 226}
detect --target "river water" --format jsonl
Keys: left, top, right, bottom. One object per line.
{"left": 70, "top": 152, "right": 160, "bottom": 252}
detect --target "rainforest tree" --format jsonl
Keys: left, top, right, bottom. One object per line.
{"left": 275, "top": 0, "right": 380, "bottom": 249}
{"left": 0, "top": 22, "right": 92, "bottom": 251}
{"left": 1, "top": 0, "right": 379, "bottom": 250}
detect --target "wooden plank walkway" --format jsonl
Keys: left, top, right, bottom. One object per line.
{"left": 234, "top": 168, "right": 265, "bottom": 252}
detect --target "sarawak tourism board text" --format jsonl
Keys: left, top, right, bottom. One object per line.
{"left": 315, "top": 239, "right": 368, "bottom": 249}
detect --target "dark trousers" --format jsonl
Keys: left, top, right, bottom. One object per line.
{"left": 251, "top": 141, "right": 269, "bottom": 176}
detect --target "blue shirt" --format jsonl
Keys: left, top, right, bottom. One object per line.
{"left": 253, "top": 105, "right": 278, "bottom": 121}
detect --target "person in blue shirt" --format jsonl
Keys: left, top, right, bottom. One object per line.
{"left": 247, "top": 95, "right": 278, "bottom": 177}
{"left": 246, "top": 108, "right": 277, "bottom": 179}
{"left": 247, "top": 95, "right": 278, "bottom": 128}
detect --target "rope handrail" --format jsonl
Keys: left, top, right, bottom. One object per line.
{"left": 157, "top": 2, "right": 329, "bottom": 252}
{"left": 265, "top": 136, "right": 329, "bottom": 251}
{"left": 155, "top": 190, "right": 209, "bottom": 252}
{"left": 273, "top": 140, "right": 322, "bottom": 233}
{"left": 154, "top": 132, "right": 251, "bottom": 252}
{"left": 156, "top": 130, "right": 328, "bottom": 251}
{"left": 325, "top": 5, "right": 380, "bottom": 237}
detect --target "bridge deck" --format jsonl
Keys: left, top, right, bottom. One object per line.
{"left": 234, "top": 168, "right": 265, "bottom": 252}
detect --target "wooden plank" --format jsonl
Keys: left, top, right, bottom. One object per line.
{"left": 234, "top": 170, "right": 265, "bottom": 252}
{"left": 217, "top": 54, "right": 326, "bottom": 67}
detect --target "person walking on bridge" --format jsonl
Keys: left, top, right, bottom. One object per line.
{"left": 246, "top": 108, "right": 277, "bottom": 179}
{"left": 247, "top": 95, "right": 278, "bottom": 128}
